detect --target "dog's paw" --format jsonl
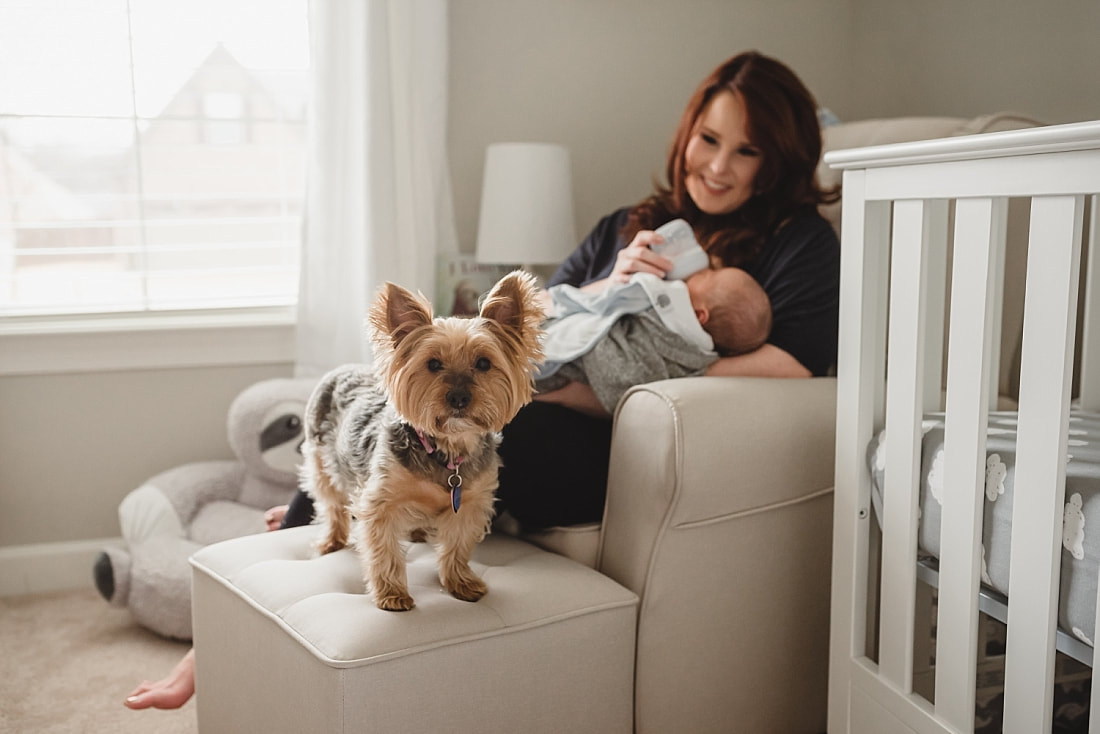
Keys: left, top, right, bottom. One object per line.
{"left": 444, "top": 573, "right": 487, "bottom": 603}
{"left": 374, "top": 591, "right": 416, "bottom": 612}
{"left": 315, "top": 537, "right": 346, "bottom": 555}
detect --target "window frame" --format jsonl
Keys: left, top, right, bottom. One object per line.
{"left": 0, "top": 305, "right": 296, "bottom": 376}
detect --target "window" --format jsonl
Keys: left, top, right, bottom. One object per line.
{"left": 0, "top": 0, "right": 310, "bottom": 318}
{"left": 202, "top": 92, "right": 247, "bottom": 145}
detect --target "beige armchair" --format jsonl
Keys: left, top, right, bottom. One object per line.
{"left": 191, "top": 375, "right": 837, "bottom": 734}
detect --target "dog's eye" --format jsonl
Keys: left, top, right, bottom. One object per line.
{"left": 427, "top": 358, "right": 443, "bottom": 372}
{"left": 475, "top": 357, "right": 491, "bottom": 372}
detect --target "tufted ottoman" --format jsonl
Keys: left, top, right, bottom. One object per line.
{"left": 190, "top": 525, "right": 638, "bottom": 733}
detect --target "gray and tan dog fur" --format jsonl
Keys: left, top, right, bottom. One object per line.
{"left": 300, "top": 271, "right": 544, "bottom": 611}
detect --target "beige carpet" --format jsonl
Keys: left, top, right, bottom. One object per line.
{"left": 0, "top": 587, "right": 197, "bottom": 733}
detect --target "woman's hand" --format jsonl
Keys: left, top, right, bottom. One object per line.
{"left": 534, "top": 288, "right": 555, "bottom": 317}
{"left": 607, "top": 230, "right": 675, "bottom": 284}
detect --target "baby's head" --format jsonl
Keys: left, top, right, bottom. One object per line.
{"left": 685, "top": 267, "right": 772, "bottom": 356}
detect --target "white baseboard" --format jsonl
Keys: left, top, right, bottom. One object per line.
{"left": 0, "top": 537, "right": 124, "bottom": 597}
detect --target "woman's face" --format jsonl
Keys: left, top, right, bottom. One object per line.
{"left": 683, "top": 89, "right": 762, "bottom": 215}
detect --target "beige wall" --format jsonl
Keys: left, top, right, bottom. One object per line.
{"left": 448, "top": 0, "right": 1100, "bottom": 251}
{"left": 448, "top": 0, "right": 856, "bottom": 252}
{"left": 848, "top": 0, "right": 1100, "bottom": 123}
{"left": 0, "top": 364, "right": 292, "bottom": 547}
{"left": 3, "top": 0, "right": 1098, "bottom": 552}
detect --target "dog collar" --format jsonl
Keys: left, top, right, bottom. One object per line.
{"left": 415, "top": 429, "right": 464, "bottom": 513}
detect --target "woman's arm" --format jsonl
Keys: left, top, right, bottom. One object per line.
{"left": 532, "top": 382, "right": 611, "bottom": 419}
{"left": 536, "top": 344, "right": 809, "bottom": 419}
{"left": 577, "top": 277, "right": 611, "bottom": 294}
{"left": 704, "top": 343, "right": 812, "bottom": 378}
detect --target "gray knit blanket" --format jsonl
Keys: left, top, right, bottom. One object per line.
{"left": 534, "top": 307, "right": 717, "bottom": 413}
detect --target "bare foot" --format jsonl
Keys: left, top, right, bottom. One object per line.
{"left": 124, "top": 648, "right": 196, "bottom": 710}
{"left": 264, "top": 504, "right": 289, "bottom": 532}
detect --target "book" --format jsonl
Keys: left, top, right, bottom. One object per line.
{"left": 435, "top": 254, "right": 518, "bottom": 317}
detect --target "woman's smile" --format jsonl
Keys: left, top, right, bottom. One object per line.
{"left": 700, "top": 176, "right": 732, "bottom": 194}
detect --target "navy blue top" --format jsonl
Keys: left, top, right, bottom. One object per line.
{"left": 549, "top": 207, "right": 840, "bottom": 376}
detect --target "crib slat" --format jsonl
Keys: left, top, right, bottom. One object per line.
{"left": 935, "top": 197, "right": 1005, "bottom": 730}
{"left": 880, "top": 199, "right": 940, "bottom": 692}
{"left": 1003, "top": 195, "right": 1085, "bottom": 734}
{"left": 986, "top": 202, "right": 1009, "bottom": 411}
{"left": 923, "top": 202, "right": 949, "bottom": 411}
{"left": 829, "top": 174, "right": 892, "bottom": 734}
{"left": 1080, "top": 194, "right": 1099, "bottom": 411}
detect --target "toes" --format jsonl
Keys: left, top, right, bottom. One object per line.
{"left": 445, "top": 575, "right": 487, "bottom": 602}
{"left": 315, "top": 538, "right": 345, "bottom": 555}
{"left": 376, "top": 593, "right": 416, "bottom": 612}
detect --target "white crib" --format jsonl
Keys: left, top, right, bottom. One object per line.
{"left": 828, "top": 120, "right": 1100, "bottom": 733}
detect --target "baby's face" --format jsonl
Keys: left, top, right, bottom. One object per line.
{"left": 685, "top": 268, "right": 719, "bottom": 309}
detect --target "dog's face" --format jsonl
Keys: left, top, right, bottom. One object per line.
{"left": 367, "top": 271, "right": 544, "bottom": 438}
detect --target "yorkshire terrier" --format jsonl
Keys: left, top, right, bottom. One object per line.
{"left": 300, "top": 271, "right": 544, "bottom": 611}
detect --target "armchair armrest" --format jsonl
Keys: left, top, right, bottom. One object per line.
{"left": 598, "top": 375, "right": 837, "bottom": 586}
{"left": 597, "top": 375, "right": 836, "bottom": 734}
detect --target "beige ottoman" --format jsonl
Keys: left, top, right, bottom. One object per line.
{"left": 190, "top": 525, "right": 638, "bottom": 733}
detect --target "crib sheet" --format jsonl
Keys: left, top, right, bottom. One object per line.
{"left": 868, "top": 410, "right": 1100, "bottom": 648}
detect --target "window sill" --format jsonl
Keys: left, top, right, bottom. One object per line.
{"left": 0, "top": 307, "right": 297, "bottom": 376}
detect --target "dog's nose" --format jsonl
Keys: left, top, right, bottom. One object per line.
{"left": 447, "top": 387, "right": 471, "bottom": 411}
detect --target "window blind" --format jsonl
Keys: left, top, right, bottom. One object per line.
{"left": 0, "top": 0, "right": 310, "bottom": 317}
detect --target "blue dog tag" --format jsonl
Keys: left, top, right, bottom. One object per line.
{"left": 450, "top": 485, "right": 462, "bottom": 513}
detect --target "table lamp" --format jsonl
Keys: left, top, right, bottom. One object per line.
{"left": 474, "top": 143, "right": 576, "bottom": 277}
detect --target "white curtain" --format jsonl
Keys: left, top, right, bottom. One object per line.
{"left": 295, "top": 0, "right": 458, "bottom": 377}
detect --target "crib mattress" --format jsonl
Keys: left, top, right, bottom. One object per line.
{"left": 868, "top": 410, "right": 1100, "bottom": 647}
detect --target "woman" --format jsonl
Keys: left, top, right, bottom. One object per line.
{"left": 123, "top": 49, "right": 839, "bottom": 711}
{"left": 496, "top": 50, "right": 840, "bottom": 528}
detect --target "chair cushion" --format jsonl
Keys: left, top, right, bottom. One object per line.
{"left": 190, "top": 526, "right": 638, "bottom": 733}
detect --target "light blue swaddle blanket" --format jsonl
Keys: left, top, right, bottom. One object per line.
{"left": 536, "top": 272, "right": 715, "bottom": 380}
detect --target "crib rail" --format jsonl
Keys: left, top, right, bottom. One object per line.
{"left": 828, "top": 120, "right": 1100, "bottom": 734}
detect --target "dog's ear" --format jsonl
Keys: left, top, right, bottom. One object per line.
{"left": 480, "top": 270, "right": 544, "bottom": 369}
{"left": 368, "top": 281, "right": 433, "bottom": 349}
{"left": 480, "top": 270, "right": 541, "bottom": 332}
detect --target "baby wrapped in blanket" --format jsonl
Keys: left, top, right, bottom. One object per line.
{"left": 535, "top": 220, "right": 771, "bottom": 412}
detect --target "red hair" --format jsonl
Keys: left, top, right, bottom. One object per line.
{"left": 625, "top": 51, "right": 838, "bottom": 266}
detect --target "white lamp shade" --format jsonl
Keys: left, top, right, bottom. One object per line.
{"left": 475, "top": 143, "right": 576, "bottom": 265}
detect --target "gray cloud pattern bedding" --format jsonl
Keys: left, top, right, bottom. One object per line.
{"left": 868, "top": 410, "right": 1100, "bottom": 647}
